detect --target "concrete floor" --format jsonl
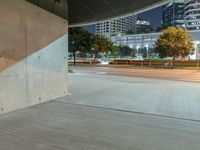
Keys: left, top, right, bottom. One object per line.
{"left": 66, "top": 72, "right": 200, "bottom": 121}
{"left": 1, "top": 70, "right": 200, "bottom": 149}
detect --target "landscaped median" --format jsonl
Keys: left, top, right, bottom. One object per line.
{"left": 68, "top": 60, "right": 101, "bottom": 64}
{"left": 69, "top": 59, "right": 200, "bottom": 68}
{"left": 109, "top": 60, "right": 200, "bottom": 68}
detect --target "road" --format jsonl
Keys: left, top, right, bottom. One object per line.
{"left": 73, "top": 66, "right": 200, "bottom": 83}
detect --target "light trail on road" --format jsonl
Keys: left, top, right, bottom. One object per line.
{"left": 73, "top": 66, "right": 200, "bottom": 83}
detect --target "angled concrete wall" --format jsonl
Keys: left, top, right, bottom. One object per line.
{"left": 0, "top": 0, "right": 68, "bottom": 114}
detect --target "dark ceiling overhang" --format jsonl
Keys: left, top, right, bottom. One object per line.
{"left": 27, "top": 0, "right": 169, "bottom": 26}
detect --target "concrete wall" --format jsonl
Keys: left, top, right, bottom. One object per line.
{"left": 0, "top": 0, "right": 68, "bottom": 114}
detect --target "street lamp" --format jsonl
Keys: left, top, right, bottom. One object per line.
{"left": 146, "top": 45, "right": 149, "bottom": 59}
{"left": 72, "top": 41, "right": 76, "bottom": 65}
{"left": 91, "top": 47, "right": 95, "bottom": 57}
{"left": 90, "top": 47, "right": 95, "bottom": 64}
{"left": 136, "top": 45, "right": 140, "bottom": 56}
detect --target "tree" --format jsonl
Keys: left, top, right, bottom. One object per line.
{"left": 142, "top": 48, "right": 148, "bottom": 58}
{"left": 116, "top": 45, "right": 134, "bottom": 58}
{"left": 155, "top": 27, "right": 162, "bottom": 32}
{"left": 92, "top": 35, "right": 116, "bottom": 63}
{"left": 69, "top": 27, "right": 92, "bottom": 65}
{"left": 155, "top": 27, "right": 194, "bottom": 68}
{"left": 142, "top": 25, "right": 154, "bottom": 33}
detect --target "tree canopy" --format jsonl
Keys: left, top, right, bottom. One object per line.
{"left": 155, "top": 27, "right": 194, "bottom": 66}
{"left": 116, "top": 45, "right": 133, "bottom": 57}
{"left": 69, "top": 27, "right": 92, "bottom": 63}
{"left": 92, "top": 35, "right": 116, "bottom": 61}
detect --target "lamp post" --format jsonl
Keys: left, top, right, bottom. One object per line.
{"left": 146, "top": 45, "right": 149, "bottom": 59}
{"left": 91, "top": 47, "right": 95, "bottom": 64}
{"left": 91, "top": 47, "right": 95, "bottom": 57}
{"left": 72, "top": 41, "right": 76, "bottom": 65}
{"left": 129, "top": 44, "right": 133, "bottom": 59}
{"left": 136, "top": 45, "right": 140, "bottom": 57}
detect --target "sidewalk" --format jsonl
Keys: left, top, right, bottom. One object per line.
{"left": 0, "top": 99, "right": 200, "bottom": 150}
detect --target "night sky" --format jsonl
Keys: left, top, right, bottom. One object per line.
{"left": 138, "top": 6, "right": 163, "bottom": 29}
{"left": 83, "top": 6, "right": 163, "bottom": 34}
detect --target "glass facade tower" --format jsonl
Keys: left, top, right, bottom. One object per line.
{"left": 162, "top": 0, "right": 185, "bottom": 28}
{"left": 184, "top": 0, "right": 200, "bottom": 30}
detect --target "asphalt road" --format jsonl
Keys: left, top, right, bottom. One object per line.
{"left": 73, "top": 66, "right": 200, "bottom": 83}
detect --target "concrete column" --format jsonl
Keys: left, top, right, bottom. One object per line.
{"left": 0, "top": 0, "right": 68, "bottom": 114}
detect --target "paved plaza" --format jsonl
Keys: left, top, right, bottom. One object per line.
{"left": 0, "top": 67, "right": 200, "bottom": 150}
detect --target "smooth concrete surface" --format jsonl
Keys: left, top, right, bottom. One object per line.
{"left": 27, "top": 0, "right": 167, "bottom": 26}
{"left": 59, "top": 71, "right": 200, "bottom": 121}
{"left": 0, "top": 71, "right": 200, "bottom": 149}
{"left": 0, "top": 0, "right": 68, "bottom": 114}
{"left": 68, "top": 0, "right": 168, "bottom": 26}
{"left": 0, "top": 98, "right": 200, "bottom": 149}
